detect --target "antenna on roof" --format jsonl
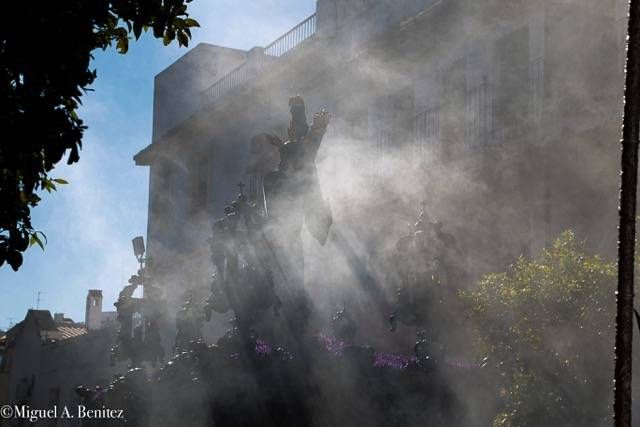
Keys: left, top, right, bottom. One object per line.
{"left": 36, "top": 291, "right": 42, "bottom": 309}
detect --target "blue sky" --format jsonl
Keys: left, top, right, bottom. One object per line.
{"left": 0, "top": 0, "right": 317, "bottom": 331}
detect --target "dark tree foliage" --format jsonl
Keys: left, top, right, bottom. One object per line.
{"left": 0, "top": 0, "right": 199, "bottom": 270}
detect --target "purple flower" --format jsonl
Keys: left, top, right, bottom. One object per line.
{"left": 317, "top": 333, "right": 345, "bottom": 357}
{"left": 255, "top": 339, "right": 272, "bottom": 355}
{"left": 373, "top": 352, "right": 417, "bottom": 370}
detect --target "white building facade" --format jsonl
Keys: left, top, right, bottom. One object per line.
{"left": 135, "top": 0, "right": 626, "bottom": 311}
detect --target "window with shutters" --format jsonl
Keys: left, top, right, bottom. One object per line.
{"left": 413, "top": 106, "right": 441, "bottom": 158}
{"left": 465, "top": 79, "right": 494, "bottom": 147}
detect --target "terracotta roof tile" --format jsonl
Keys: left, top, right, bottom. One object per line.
{"left": 56, "top": 326, "right": 88, "bottom": 340}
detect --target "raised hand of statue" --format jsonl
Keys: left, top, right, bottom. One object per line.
{"left": 311, "top": 109, "right": 331, "bottom": 135}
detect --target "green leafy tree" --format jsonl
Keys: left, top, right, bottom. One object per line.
{"left": 0, "top": 0, "right": 200, "bottom": 270}
{"left": 462, "top": 231, "right": 617, "bottom": 426}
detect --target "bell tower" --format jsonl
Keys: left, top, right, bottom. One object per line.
{"left": 85, "top": 289, "right": 103, "bottom": 330}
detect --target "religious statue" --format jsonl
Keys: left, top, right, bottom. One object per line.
{"left": 111, "top": 267, "right": 165, "bottom": 367}
{"left": 251, "top": 96, "right": 332, "bottom": 287}
{"left": 388, "top": 207, "right": 461, "bottom": 333}
{"left": 174, "top": 291, "right": 204, "bottom": 353}
{"left": 205, "top": 184, "right": 281, "bottom": 333}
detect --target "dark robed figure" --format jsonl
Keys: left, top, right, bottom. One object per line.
{"left": 259, "top": 96, "right": 332, "bottom": 286}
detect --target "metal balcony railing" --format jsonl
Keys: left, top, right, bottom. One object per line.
{"left": 205, "top": 61, "right": 250, "bottom": 101}
{"left": 264, "top": 13, "right": 317, "bottom": 58}
{"left": 203, "top": 13, "right": 317, "bottom": 104}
